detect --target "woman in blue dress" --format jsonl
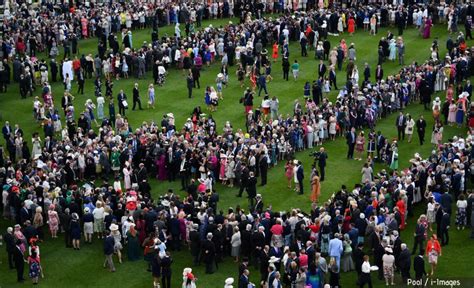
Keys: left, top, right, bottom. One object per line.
{"left": 204, "top": 86, "right": 211, "bottom": 110}
{"left": 70, "top": 213, "right": 81, "bottom": 250}
{"left": 148, "top": 83, "right": 155, "bottom": 109}
{"left": 306, "top": 263, "right": 323, "bottom": 288}
{"left": 456, "top": 93, "right": 467, "bottom": 127}
{"left": 388, "top": 39, "right": 397, "bottom": 61}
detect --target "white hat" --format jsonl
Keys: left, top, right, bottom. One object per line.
{"left": 110, "top": 223, "right": 119, "bottom": 231}
{"left": 182, "top": 268, "right": 192, "bottom": 276}
{"left": 84, "top": 207, "right": 90, "bottom": 213}
{"left": 225, "top": 278, "right": 234, "bottom": 285}
{"left": 268, "top": 256, "right": 280, "bottom": 263}
{"left": 385, "top": 247, "right": 393, "bottom": 253}
{"left": 161, "top": 200, "right": 170, "bottom": 207}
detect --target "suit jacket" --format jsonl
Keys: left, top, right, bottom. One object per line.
{"left": 296, "top": 165, "right": 304, "bottom": 181}
{"left": 375, "top": 68, "right": 384, "bottom": 80}
{"left": 414, "top": 255, "right": 426, "bottom": 278}
{"left": 396, "top": 115, "right": 406, "bottom": 128}
{"left": 416, "top": 119, "right": 426, "bottom": 132}
{"left": 239, "top": 275, "right": 249, "bottom": 288}
{"left": 346, "top": 131, "right": 356, "bottom": 145}
{"left": 318, "top": 64, "right": 327, "bottom": 77}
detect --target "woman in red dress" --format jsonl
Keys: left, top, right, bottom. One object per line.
{"left": 272, "top": 42, "right": 279, "bottom": 62}
{"left": 348, "top": 17, "right": 355, "bottom": 36}
{"left": 396, "top": 197, "right": 406, "bottom": 230}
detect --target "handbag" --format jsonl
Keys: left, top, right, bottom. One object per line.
{"left": 122, "top": 100, "right": 128, "bottom": 108}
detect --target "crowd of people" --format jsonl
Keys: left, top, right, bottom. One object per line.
{"left": 2, "top": 0, "right": 474, "bottom": 287}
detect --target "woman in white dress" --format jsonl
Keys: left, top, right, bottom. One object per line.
{"left": 123, "top": 164, "right": 132, "bottom": 191}
{"left": 225, "top": 155, "right": 235, "bottom": 187}
{"left": 405, "top": 115, "right": 415, "bottom": 143}
{"left": 293, "top": 160, "right": 299, "bottom": 193}
{"left": 97, "top": 95, "right": 105, "bottom": 120}
{"left": 31, "top": 133, "right": 42, "bottom": 157}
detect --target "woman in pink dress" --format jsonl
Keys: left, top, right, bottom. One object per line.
{"left": 285, "top": 161, "right": 294, "bottom": 189}
{"left": 81, "top": 17, "right": 88, "bottom": 38}
{"left": 340, "top": 39, "right": 348, "bottom": 58}
{"left": 48, "top": 205, "right": 59, "bottom": 238}
{"left": 219, "top": 155, "right": 227, "bottom": 185}
{"left": 448, "top": 100, "right": 457, "bottom": 125}
{"left": 423, "top": 17, "right": 433, "bottom": 39}
{"left": 355, "top": 131, "right": 365, "bottom": 161}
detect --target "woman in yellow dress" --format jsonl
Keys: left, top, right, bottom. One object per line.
{"left": 310, "top": 168, "right": 321, "bottom": 203}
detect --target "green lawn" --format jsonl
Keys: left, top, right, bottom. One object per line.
{"left": 1, "top": 19, "right": 474, "bottom": 287}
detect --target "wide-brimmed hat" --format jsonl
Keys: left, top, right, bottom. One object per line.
{"left": 110, "top": 223, "right": 119, "bottom": 231}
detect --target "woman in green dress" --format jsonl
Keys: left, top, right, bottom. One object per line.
{"left": 389, "top": 143, "right": 399, "bottom": 171}
{"left": 110, "top": 147, "right": 121, "bottom": 177}
{"left": 127, "top": 224, "right": 141, "bottom": 261}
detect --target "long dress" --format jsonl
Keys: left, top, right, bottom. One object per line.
{"left": 123, "top": 167, "right": 131, "bottom": 190}
{"left": 348, "top": 18, "right": 355, "bottom": 34}
{"left": 390, "top": 149, "right": 398, "bottom": 170}
{"left": 156, "top": 154, "right": 167, "bottom": 180}
{"left": 388, "top": 40, "right": 397, "bottom": 60}
{"left": 448, "top": 103, "right": 457, "bottom": 123}
{"left": 423, "top": 18, "right": 432, "bottom": 38}
{"left": 310, "top": 175, "right": 321, "bottom": 203}
{"left": 272, "top": 43, "right": 279, "bottom": 60}
{"left": 456, "top": 101, "right": 465, "bottom": 125}
{"left": 48, "top": 210, "right": 59, "bottom": 233}
{"left": 126, "top": 231, "right": 141, "bottom": 261}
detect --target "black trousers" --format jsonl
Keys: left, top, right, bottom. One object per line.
{"left": 65, "top": 230, "right": 72, "bottom": 247}
{"left": 132, "top": 99, "right": 142, "bottom": 110}
{"left": 359, "top": 272, "right": 372, "bottom": 288}
{"left": 319, "top": 165, "right": 325, "bottom": 181}
{"left": 283, "top": 70, "right": 289, "bottom": 81}
{"left": 412, "top": 236, "right": 424, "bottom": 255}
{"left": 15, "top": 262, "right": 24, "bottom": 281}
{"left": 161, "top": 274, "right": 171, "bottom": 288}
{"left": 299, "top": 181, "right": 304, "bottom": 194}
{"left": 260, "top": 168, "right": 267, "bottom": 185}
{"left": 397, "top": 127, "right": 405, "bottom": 140}
{"left": 347, "top": 144, "right": 355, "bottom": 159}
{"left": 441, "top": 228, "right": 449, "bottom": 245}
{"left": 188, "top": 86, "right": 193, "bottom": 98}
{"left": 119, "top": 106, "right": 126, "bottom": 116}
{"left": 7, "top": 251, "right": 14, "bottom": 269}
{"left": 418, "top": 131, "right": 425, "bottom": 145}
{"left": 193, "top": 78, "right": 200, "bottom": 88}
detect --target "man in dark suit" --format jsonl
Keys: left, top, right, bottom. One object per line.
{"left": 440, "top": 210, "right": 451, "bottom": 246}
{"left": 416, "top": 115, "right": 427, "bottom": 145}
{"left": 396, "top": 112, "right": 407, "bottom": 140}
{"left": 2, "top": 121, "right": 12, "bottom": 140}
{"left": 259, "top": 152, "right": 268, "bottom": 186}
{"left": 414, "top": 251, "right": 426, "bottom": 283}
{"left": 318, "top": 60, "right": 327, "bottom": 79}
{"left": 189, "top": 224, "right": 201, "bottom": 265}
{"left": 375, "top": 64, "right": 384, "bottom": 82}
{"left": 363, "top": 62, "right": 371, "bottom": 82}
{"left": 296, "top": 161, "right": 304, "bottom": 194}
{"left": 132, "top": 83, "right": 143, "bottom": 110}
{"left": 4, "top": 227, "right": 15, "bottom": 269}
{"left": 239, "top": 269, "right": 250, "bottom": 288}
{"left": 246, "top": 172, "right": 257, "bottom": 206}
{"left": 103, "top": 230, "right": 116, "bottom": 272}
{"left": 318, "top": 147, "right": 328, "bottom": 181}
{"left": 117, "top": 89, "right": 127, "bottom": 116}
{"left": 19, "top": 203, "right": 30, "bottom": 225}
{"left": 377, "top": 46, "right": 385, "bottom": 65}
{"left": 399, "top": 243, "right": 411, "bottom": 284}
{"left": 13, "top": 240, "right": 25, "bottom": 282}
{"left": 61, "top": 92, "right": 73, "bottom": 113}
{"left": 202, "top": 232, "right": 216, "bottom": 274}
{"left": 395, "top": 8, "right": 406, "bottom": 35}
{"left": 376, "top": 131, "right": 385, "bottom": 161}
{"left": 43, "top": 119, "right": 55, "bottom": 139}
{"left": 346, "top": 127, "right": 356, "bottom": 159}
{"left": 329, "top": 66, "right": 338, "bottom": 90}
